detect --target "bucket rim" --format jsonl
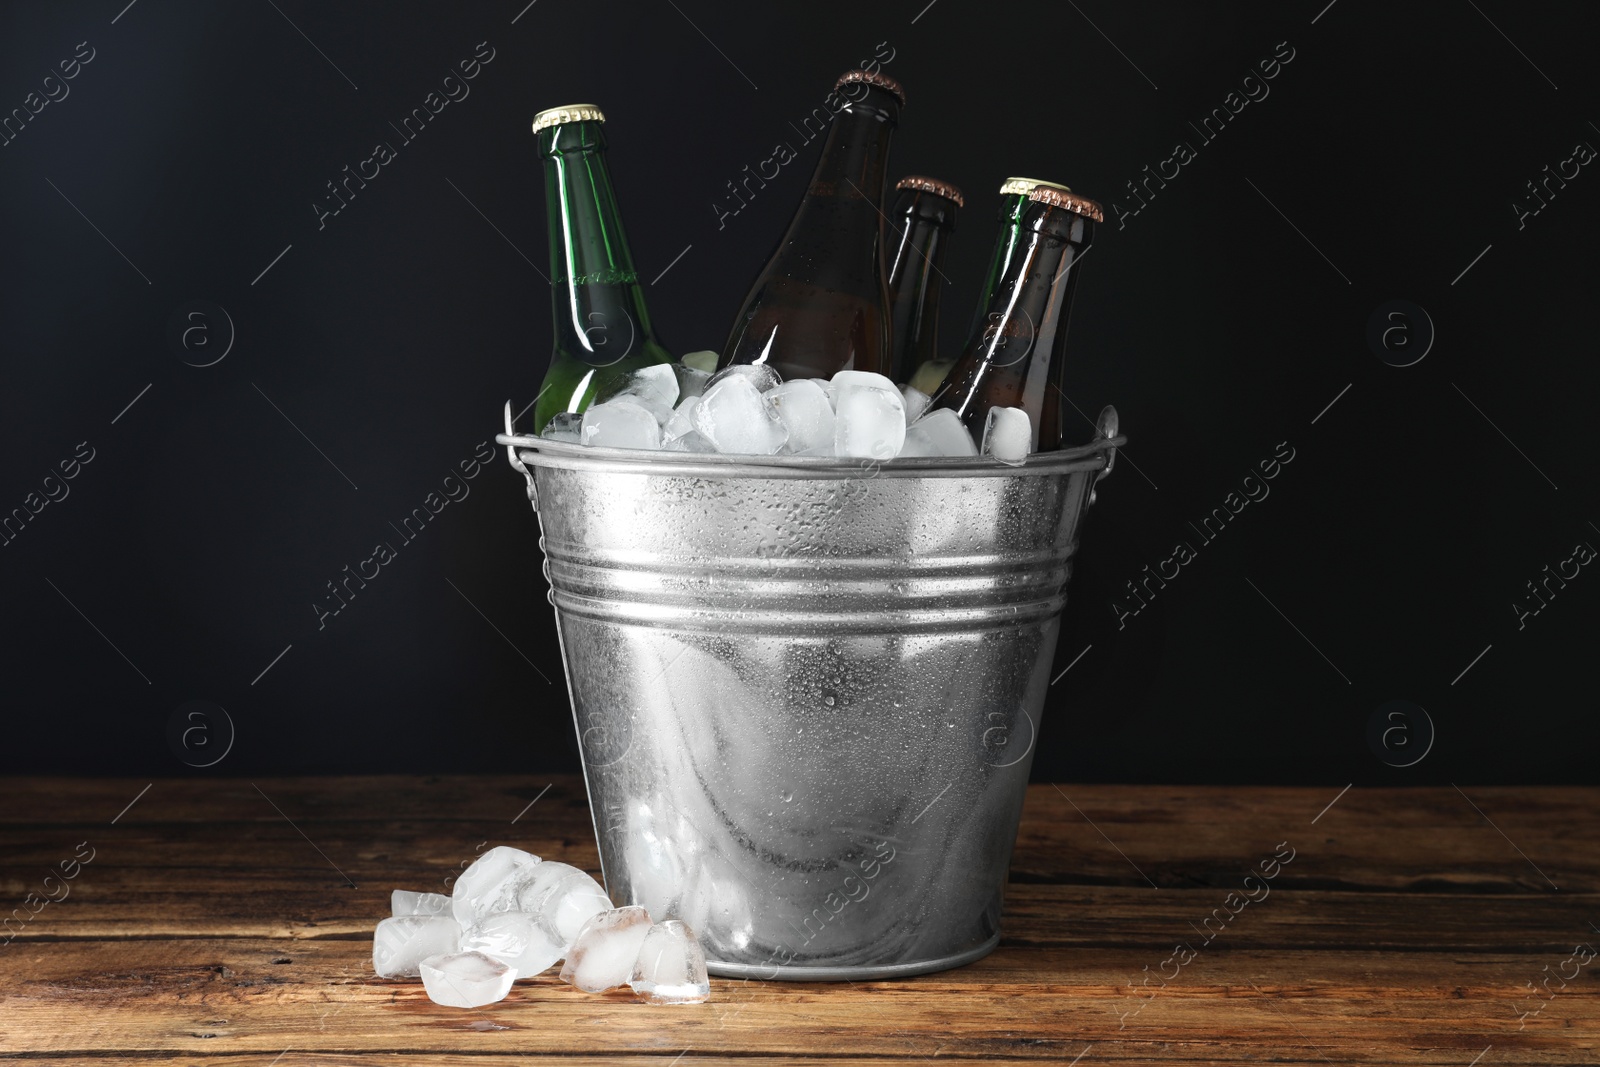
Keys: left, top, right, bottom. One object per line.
{"left": 498, "top": 432, "right": 1122, "bottom": 479}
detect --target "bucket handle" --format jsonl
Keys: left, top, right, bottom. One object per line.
{"left": 502, "top": 400, "right": 539, "bottom": 512}
{"left": 1089, "top": 405, "right": 1119, "bottom": 507}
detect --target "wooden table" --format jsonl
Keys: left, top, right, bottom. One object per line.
{"left": 2, "top": 777, "right": 1595, "bottom": 1065}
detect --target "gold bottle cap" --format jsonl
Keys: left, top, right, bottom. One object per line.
{"left": 895, "top": 175, "right": 965, "bottom": 207}
{"left": 1027, "top": 185, "right": 1104, "bottom": 223}
{"left": 532, "top": 103, "right": 605, "bottom": 134}
{"left": 836, "top": 69, "right": 906, "bottom": 106}
{"left": 1000, "top": 176, "right": 1072, "bottom": 196}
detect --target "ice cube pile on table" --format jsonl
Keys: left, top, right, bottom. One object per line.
{"left": 373, "top": 845, "right": 709, "bottom": 1007}
{"left": 539, "top": 351, "right": 1031, "bottom": 465}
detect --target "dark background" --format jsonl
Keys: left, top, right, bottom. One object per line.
{"left": 1, "top": 0, "right": 1594, "bottom": 784}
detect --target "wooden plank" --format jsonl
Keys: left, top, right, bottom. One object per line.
{"left": 5, "top": 877, "right": 1596, "bottom": 955}
{"left": 0, "top": 776, "right": 590, "bottom": 826}
{"left": 1, "top": 937, "right": 1594, "bottom": 1063}
{"left": 1012, "top": 784, "right": 1600, "bottom": 891}
{"left": 4, "top": 779, "right": 1593, "bottom": 889}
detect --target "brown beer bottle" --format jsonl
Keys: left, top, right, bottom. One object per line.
{"left": 886, "top": 176, "right": 962, "bottom": 386}
{"left": 928, "top": 186, "right": 1102, "bottom": 452}
{"left": 720, "top": 70, "right": 905, "bottom": 381}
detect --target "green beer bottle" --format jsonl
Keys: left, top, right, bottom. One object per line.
{"left": 887, "top": 175, "right": 963, "bottom": 388}
{"left": 532, "top": 104, "right": 673, "bottom": 433}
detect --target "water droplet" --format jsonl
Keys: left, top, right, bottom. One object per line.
{"left": 779, "top": 790, "right": 793, "bottom": 803}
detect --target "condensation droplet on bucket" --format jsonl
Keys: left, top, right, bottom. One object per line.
{"left": 780, "top": 790, "right": 793, "bottom": 803}
{"left": 822, "top": 690, "right": 838, "bottom": 707}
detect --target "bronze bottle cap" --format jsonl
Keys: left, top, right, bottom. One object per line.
{"left": 532, "top": 103, "right": 605, "bottom": 134}
{"left": 1027, "top": 185, "right": 1105, "bottom": 223}
{"left": 836, "top": 69, "right": 906, "bottom": 106}
{"left": 895, "top": 175, "right": 965, "bottom": 207}
{"left": 1000, "top": 176, "right": 1072, "bottom": 196}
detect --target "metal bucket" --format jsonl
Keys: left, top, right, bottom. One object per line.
{"left": 497, "top": 402, "right": 1123, "bottom": 980}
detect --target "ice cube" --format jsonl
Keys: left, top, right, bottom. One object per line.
{"left": 452, "top": 845, "right": 540, "bottom": 926}
{"left": 900, "top": 385, "right": 932, "bottom": 426}
{"left": 629, "top": 920, "right": 710, "bottom": 1004}
{"left": 665, "top": 429, "right": 717, "bottom": 452}
{"left": 598, "top": 381, "right": 674, "bottom": 426}
{"left": 548, "top": 872, "right": 614, "bottom": 949}
{"left": 831, "top": 370, "right": 906, "bottom": 459}
{"left": 680, "top": 350, "right": 719, "bottom": 374}
{"left": 539, "top": 411, "right": 582, "bottom": 442}
{"left": 692, "top": 376, "right": 788, "bottom": 455}
{"left": 982, "top": 406, "right": 1031, "bottom": 465}
{"left": 900, "top": 408, "right": 978, "bottom": 458}
{"left": 662, "top": 396, "right": 700, "bottom": 442}
{"left": 373, "top": 914, "right": 461, "bottom": 978}
{"left": 629, "top": 393, "right": 676, "bottom": 425}
{"left": 580, "top": 397, "right": 664, "bottom": 450}
{"left": 420, "top": 950, "right": 516, "bottom": 1008}
{"left": 765, "top": 380, "right": 836, "bottom": 454}
{"left": 510, "top": 860, "right": 578, "bottom": 914}
{"left": 808, "top": 378, "right": 835, "bottom": 406}
{"left": 391, "top": 889, "right": 453, "bottom": 917}
{"left": 707, "top": 362, "right": 782, "bottom": 394}
{"left": 617, "top": 363, "right": 679, "bottom": 408}
{"left": 674, "top": 363, "right": 712, "bottom": 401}
{"left": 462, "top": 911, "right": 565, "bottom": 980}
{"left": 559, "top": 905, "right": 654, "bottom": 993}
{"left": 512, "top": 862, "right": 614, "bottom": 951}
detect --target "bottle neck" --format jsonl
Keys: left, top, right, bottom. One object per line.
{"left": 782, "top": 86, "right": 900, "bottom": 289}
{"left": 888, "top": 190, "right": 958, "bottom": 381}
{"left": 966, "top": 193, "right": 1030, "bottom": 344}
{"left": 540, "top": 122, "right": 661, "bottom": 367}
{"left": 807, "top": 90, "right": 898, "bottom": 199}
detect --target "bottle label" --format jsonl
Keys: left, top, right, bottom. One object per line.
{"left": 553, "top": 268, "right": 639, "bottom": 286}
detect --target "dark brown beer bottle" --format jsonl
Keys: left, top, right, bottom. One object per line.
{"left": 720, "top": 70, "right": 905, "bottom": 381}
{"left": 886, "top": 176, "right": 962, "bottom": 387}
{"left": 928, "top": 186, "right": 1102, "bottom": 452}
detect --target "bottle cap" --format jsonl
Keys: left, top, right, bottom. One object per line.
{"left": 1000, "top": 177, "right": 1072, "bottom": 196}
{"left": 1027, "top": 185, "right": 1104, "bottom": 223}
{"left": 896, "top": 175, "right": 965, "bottom": 207}
{"left": 532, "top": 103, "right": 606, "bottom": 134}
{"left": 836, "top": 69, "right": 906, "bottom": 106}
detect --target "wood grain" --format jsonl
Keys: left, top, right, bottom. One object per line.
{"left": 2, "top": 777, "right": 1595, "bottom": 1065}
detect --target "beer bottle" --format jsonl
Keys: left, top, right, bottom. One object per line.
{"left": 720, "top": 71, "right": 905, "bottom": 381}
{"left": 886, "top": 176, "right": 962, "bottom": 387}
{"left": 911, "top": 177, "right": 1071, "bottom": 395}
{"left": 928, "top": 186, "right": 1101, "bottom": 453}
{"left": 532, "top": 104, "right": 674, "bottom": 433}
{"left": 966, "top": 177, "right": 1074, "bottom": 344}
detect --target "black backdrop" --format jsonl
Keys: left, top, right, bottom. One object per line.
{"left": 1, "top": 0, "right": 1594, "bottom": 784}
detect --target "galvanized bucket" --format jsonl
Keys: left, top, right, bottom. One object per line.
{"left": 497, "top": 402, "right": 1123, "bottom": 980}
